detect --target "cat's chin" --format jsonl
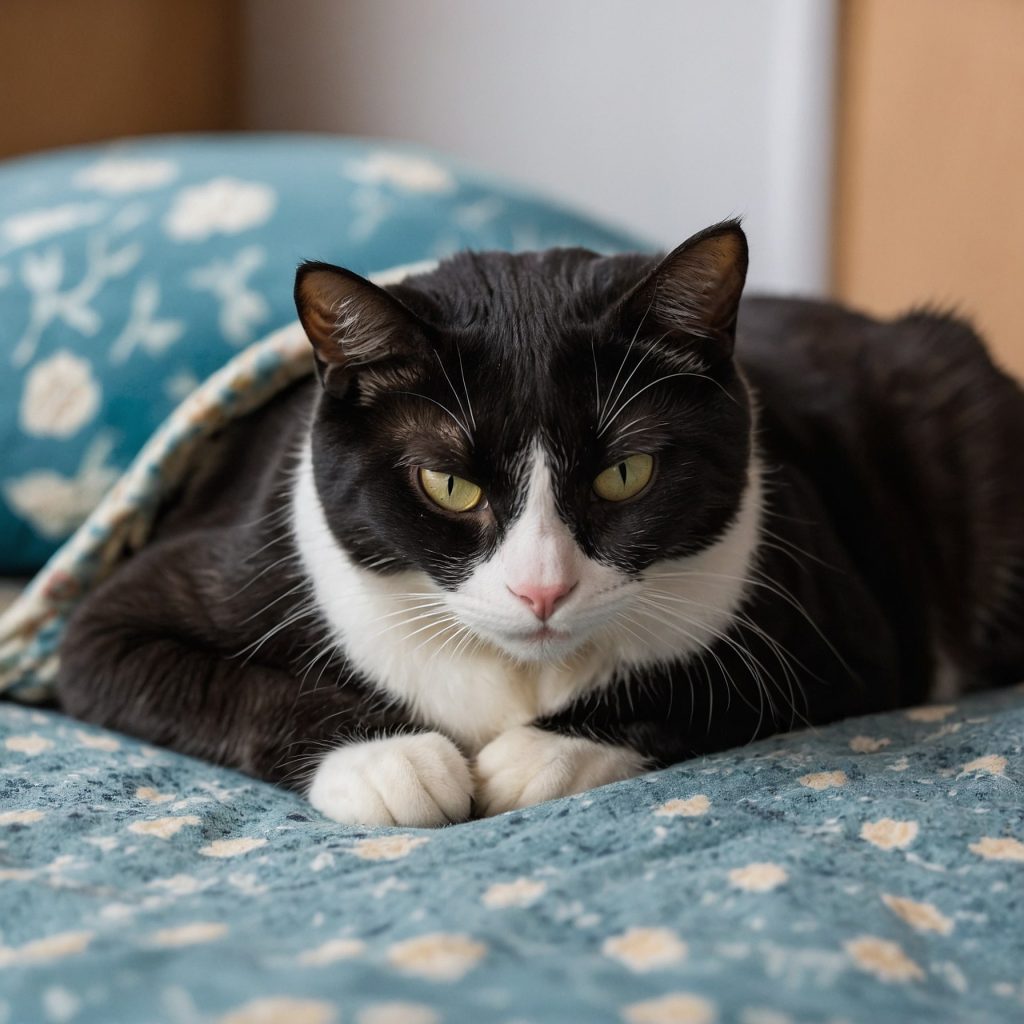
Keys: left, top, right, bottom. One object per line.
{"left": 488, "top": 625, "right": 590, "bottom": 665}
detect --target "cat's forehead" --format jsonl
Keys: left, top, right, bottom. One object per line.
{"left": 402, "top": 248, "right": 654, "bottom": 329}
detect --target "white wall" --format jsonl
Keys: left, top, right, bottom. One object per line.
{"left": 243, "top": 0, "right": 837, "bottom": 295}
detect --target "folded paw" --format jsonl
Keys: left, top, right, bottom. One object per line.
{"left": 308, "top": 732, "right": 473, "bottom": 827}
{"left": 474, "top": 725, "right": 646, "bottom": 817}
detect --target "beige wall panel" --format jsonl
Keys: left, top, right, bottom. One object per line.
{"left": 0, "top": 0, "right": 240, "bottom": 160}
{"left": 835, "top": 0, "right": 1024, "bottom": 377}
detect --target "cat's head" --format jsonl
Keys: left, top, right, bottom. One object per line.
{"left": 295, "top": 221, "right": 755, "bottom": 666}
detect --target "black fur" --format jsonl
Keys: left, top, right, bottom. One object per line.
{"left": 57, "top": 222, "right": 1024, "bottom": 802}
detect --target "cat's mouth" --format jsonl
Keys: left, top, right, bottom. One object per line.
{"left": 491, "top": 622, "right": 582, "bottom": 663}
{"left": 524, "top": 625, "right": 566, "bottom": 643}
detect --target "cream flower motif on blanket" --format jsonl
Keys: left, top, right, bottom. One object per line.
{"left": 621, "top": 992, "right": 717, "bottom": 1024}
{"left": 74, "top": 156, "right": 178, "bottom": 193}
{"left": 19, "top": 350, "right": 100, "bottom": 438}
{"left": 655, "top": 795, "right": 710, "bottom": 817}
{"left": 128, "top": 815, "right": 201, "bottom": 839}
{"left": 849, "top": 736, "right": 891, "bottom": 753}
{"left": 728, "top": 863, "right": 788, "bottom": 892}
{"left": 387, "top": 933, "right": 486, "bottom": 981}
{"left": 199, "top": 837, "right": 267, "bottom": 858}
{"left": 603, "top": 927, "right": 688, "bottom": 972}
{"left": 164, "top": 178, "right": 276, "bottom": 241}
{"left": 0, "top": 809, "right": 45, "bottom": 825}
{"left": 844, "top": 935, "right": 924, "bottom": 983}
{"left": 218, "top": 997, "right": 337, "bottom": 1024}
{"left": 881, "top": 894, "right": 953, "bottom": 935}
{"left": 298, "top": 938, "right": 365, "bottom": 966}
{"left": 4, "top": 734, "right": 54, "bottom": 756}
{"left": 969, "top": 836, "right": 1024, "bottom": 862}
{"left": 905, "top": 704, "right": 956, "bottom": 722}
{"left": 347, "top": 835, "right": 429, "bottom": 861}
{"left": 482, "top": 877, "right": 547, "bottom": 908}
{"left": 0, "top": 931, "right": 93, "bottom": 967}
{"left": 148, "top": 874, "right": 204, "bottom": 896}
{"left": 860, "top": 818, "right": 919, "bottom": 850}
{"left": 3, "top": 433, "right": 120, "bottom": 540}
{"left": 135, "top": 787, "right": 174, "bottom": 804}
{"left": 798, "top": 770, "right": 847, "bottom": 791}
{"left": 148, "top": 922, "right": 228, "bottom": 947}
{"left": 76, "top": 730, "right": 120, "bottom": 751}
{"left": 960, "top": 754, "right": 1007, "bottom": 776}
{"left": 346, "top": 152, "right": 456, "bottom": 193}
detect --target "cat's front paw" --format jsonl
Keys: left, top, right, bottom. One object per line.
{"left": 474, "top": 725, "right": 646, "bottom": 817}
{"left": 308, "top": 732, "right": 472, "bottom": 827}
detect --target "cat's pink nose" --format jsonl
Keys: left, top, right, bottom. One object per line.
{"left": 508, "top": 581, "right": 576, "bottom": 621}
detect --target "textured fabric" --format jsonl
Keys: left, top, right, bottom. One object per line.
{"left": 1, "top": 687, "right": 1023, "bottom": 1023}
{"left": 0, "top": 134, "right": 645, "bottom": 573}
{"left": 0, "top": 316, "right": 312, "bottom": 702}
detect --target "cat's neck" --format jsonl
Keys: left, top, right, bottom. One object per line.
{"left": 290, "top": 434, "right": 764, "bottom": 752}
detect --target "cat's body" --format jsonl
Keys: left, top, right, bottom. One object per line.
{"left": 58, "top": 224, "right": 1024, "bottom": 825}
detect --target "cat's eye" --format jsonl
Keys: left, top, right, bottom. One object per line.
{"left": 418, "top": 468, "right": 484, "bottom": 513}
{"left": 593, "top": 453, "right": 654, "bottom": 502}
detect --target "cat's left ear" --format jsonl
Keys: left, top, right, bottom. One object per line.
{"left": 295, "top": 261, "right": 436, "bottom": 398}
{"left": 621, "top": 219, "right": 748, "bottom": 357}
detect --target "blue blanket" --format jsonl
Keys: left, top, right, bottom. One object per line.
{"left": 3, "top": 686, "right": 1023, "bottom": 1023}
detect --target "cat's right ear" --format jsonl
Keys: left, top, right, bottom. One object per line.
{"left": 295, "top": 261, "right": 435, "bottom": 398}
{"left": 619, "top": 220, "right": 748, "bottom": 361}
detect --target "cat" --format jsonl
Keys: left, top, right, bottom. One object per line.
{"left": 57, "top": 220, "right": 1024, "bottom": 827}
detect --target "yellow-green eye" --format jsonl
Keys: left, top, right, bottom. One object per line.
{"left": 593, "top": 453, "right": 654, "bottom": 502}
{"left": 418, "top": 468, "right": 483, "bottom": 512}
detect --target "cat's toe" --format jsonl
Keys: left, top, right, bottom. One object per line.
{"left": 474, "top": 725, "right": 646, "bottom": 817}
{"left": 307, "top": 732, "right": 472, "bottom": 827}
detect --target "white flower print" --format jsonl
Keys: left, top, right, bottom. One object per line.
{"left": 19, "top": 350, "right": 101, "bottom": 438}
{"left": 74, "top": 157, "right": 178, "bottom": 194}
{"left": 164, "top": 178, "right": 276, "bottom": 242}
{"left": 3, "top": 433, "right": 120, "bottom": 539}
{"left": 12, "top": 231, "right": 141, "bottom": 367}
{"left": 187, "top": 246, "right": 269, "bottom": 345}
{"left": 346, "top": 152, "right": 456, "bottom": 193}
{"left": 1, "top": 203, "right": 105, "bottom": 250}
{"left": 108, "top": 277, "right": 185, "bottom": 364}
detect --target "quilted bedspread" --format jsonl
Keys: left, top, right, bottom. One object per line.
{"left": 2, "top": 686, "right": 1023, "bottom": 1024}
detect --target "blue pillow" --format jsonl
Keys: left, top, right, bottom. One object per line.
{"left": 0, "top": 134, "right": 647, "bottom": 574}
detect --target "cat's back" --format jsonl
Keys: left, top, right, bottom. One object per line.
{"left": 737, "top": 294, "right": 1024, "bottom": 691}
{"left": 736, "top": 295, "right": 1003, "bottom": 424}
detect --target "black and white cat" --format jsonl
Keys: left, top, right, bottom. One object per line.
{"left": 58, "top": 221, "right": 1024, "bottom": 827}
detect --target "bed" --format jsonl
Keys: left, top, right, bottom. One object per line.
{"left": 2, "top": 136, "right": 1022, "bottom": 1024}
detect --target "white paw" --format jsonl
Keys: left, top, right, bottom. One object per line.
{"left": 308, "top": 732, "right": 472, "bottom": 827}
{"left": 474, "top": 725, "right": 646, "bottom": 817}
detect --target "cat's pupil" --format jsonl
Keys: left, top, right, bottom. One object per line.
{"left": 447, "top": 476, "right": 455, "bottom": 496}
{"left": 618, "top": 462, "right": 628, "bottom": 485}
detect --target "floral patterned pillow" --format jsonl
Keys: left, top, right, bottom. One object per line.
{"left": 0, "top": 135, "right": 644, "bottom": 574}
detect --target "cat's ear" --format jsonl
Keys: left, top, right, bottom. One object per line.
{"left": 295, "top": 261, "right": 435, "bottom": 398}
{"left": 621, "top": 219, "right": 748, "bottom": 357}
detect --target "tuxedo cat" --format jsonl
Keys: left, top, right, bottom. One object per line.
{"left": 57, "top": 221, "right": 1024, "bottom": 827}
